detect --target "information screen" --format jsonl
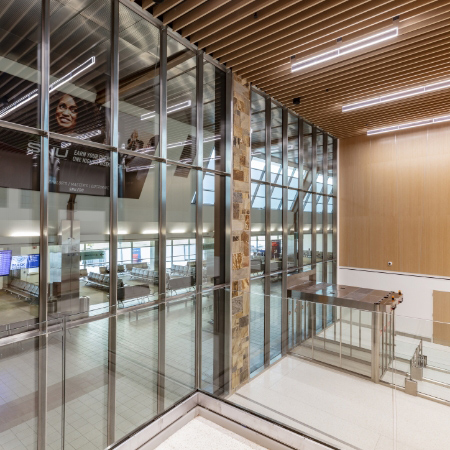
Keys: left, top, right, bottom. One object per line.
{"left": 0, "top": 250, "right": 12, "bottom": 276}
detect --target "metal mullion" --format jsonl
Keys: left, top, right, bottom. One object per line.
{"left": 157, "top": 26, "right": 167, "bottom": 415}
{"left": 38, "top": 1, "right": 50, "bottom": 448}
{"left": 195, "top": 51, "right": 203, "bottom": 390}
{"left": 281, "top": 108, "right": 288, "bottom": 355}
{"left": 0, "top": 119, "right": 46, "bottom": 136}
{"left": 264, "top": 96, "right": 271, "bottom": 367}
{"left": 311, "top": 127, "right": 317, "bottom": 269}
{"left": 107, "top": 0, "right": 119, "bottom": 445}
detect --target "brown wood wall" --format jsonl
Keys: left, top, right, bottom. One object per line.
{"left": 339, "top": 122, "right": 450, "bottom": 277}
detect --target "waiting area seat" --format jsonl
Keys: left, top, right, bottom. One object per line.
{"left": 85, "top": 272, "right": 124, "bottom": 290}
{"left": 129, "top": 268, "right": 157, "bottom": 284}
{"left": 4, "top": 279, "right": 39, "bottom": 303}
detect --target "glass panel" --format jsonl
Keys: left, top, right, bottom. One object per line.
{"left": 251, "top": 91, "right": 266, "bottom": 181}
{"left": 287, "top": 113, "right": 299, "bottom": 189}
{"left": 303, "top": 134, "right": 312, "bottom": 192}
{"left": 118, "top": 156, "right": 159, "bottom": 307}
{"left": 288, "top": 188, "right": 298, "bottom": 268}
{"left": 302, "top": 191, "right": 312, "bottom": 266}
{"left": 0, "top": 129, "right": 40, "bottom": 329}
{"left": 166, "top": 36, "right": 196, "bottom": 163}
{"left": 166, "top": 163, "right": 196, "bottom": 294}
{"left": 203, "top": 61, "right": 226, "bottom": 170}
{"left": 165, "top": 294, "right": 196, "bottom": 408}
{"left": 0, "top": 0, "right": 41, "bottom": 128}
{"left": 327, "top": 196, "right": 334, "bottom": 260}
{"left": 63, "top": 318, "right": 109, "bottom": 449}
{"left": 316, "top": 194, "right": 323, "bottom": 263}
{"left": 270, "top": 187, "right": 282, "bottom": 271}
{"left": 48, "top": 140, "right": 110, "bottom": 316}
{"left": 50, "top": 0, "right": 111, "bottom": 144}
{"left": 327, "top": 139, "right": 334, "bottom": 195}
{"left": 203, "top": 173, "right": 225, "bottom": 287}
{"left": 270, "top": 103, "right": 282, "bottom": 174}
{"left": 0, "top": 335, "right": 38, "bottom": 448}
{"left": 251, "top": 182, "right": 265, "bottom": 277}
{"left": 118, "top": 4, "right": 160, "bottom": 156}
{"left": 115, "top": 307, "right": 158, "bottom": 440}
{"left": 270, "top": 278, "right": 282, "bottom": 360}
{"left": 250, "top": 279, "right": 265, "bottom": 374}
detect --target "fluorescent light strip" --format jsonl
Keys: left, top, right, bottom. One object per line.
{"left": 141, "top": 100, "right": 191, "bottom": 121}
{"left": 292, "top": 27, "right": 398, "bottom": 72}
{"left": 0, "top": 57, "right": 95, "bottom": 119}
{"left": 343, "top": 78, "right": 450, "bottom": 112}
{"left": 367, "top": 114, "right": 450, "bottom": 135}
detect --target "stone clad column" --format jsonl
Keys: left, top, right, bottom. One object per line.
{"left": 231, "top": 74, "right": 251, "bottom": 391}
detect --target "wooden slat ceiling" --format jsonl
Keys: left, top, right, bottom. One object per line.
{"left": 138, "top": 0, "right": 450, "bottom": 138}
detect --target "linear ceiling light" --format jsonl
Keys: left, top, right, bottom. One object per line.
{"left": 141, "top": 100, "right": 191, "bottom": 120}
{"left": 0, "top": 57, "right": 95, "bottom": 118}
{"left": 367, "top": 114, "right": 450, "bottom": 135}
{"left": 291, "top": 27, "right": 398, "bottom": 72}
{"left": 343, "top": 78, "right": 450, "bottom": 111}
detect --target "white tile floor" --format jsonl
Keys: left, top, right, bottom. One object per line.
{"left": 153, "top": 417, "right": 266, "bottom": 450}
{"left": 230, "top": 356, "right": 450, "bottom": 450}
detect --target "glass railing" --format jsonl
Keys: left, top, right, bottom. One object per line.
{"left": 1, "top": 284, "right": 449, "bottom": 450}
{"left": 227, "top": 288, "right": 450, "bottom": 450}
{"left": 0, "top": 287, "right": 230, "bottom": 449}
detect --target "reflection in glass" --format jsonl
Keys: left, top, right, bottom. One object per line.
{"left": 48, "top": 140, "right": 110, "bottom": 316}
{"left": 251, "top": 182, "right": 265, "bottom": 277}
{"left": 0, "top": 129, "right": 40, "bottom": 329}
{"left": 203, "top": 61, "right": 226, "bottom": 169}
{"left": 251, "top": 91, "right": 266, "bottom": 180}
{"left": 50, "top": 0, "right": 111, "bottom": 144}
{"left": 250, "top": 278, "right": 265, "bottom": 374}
{"left": 203, "top": 172, "right": 225, "bottom": 287}
{"left": 0, "top": 0, "right": 41, "bottom": 128}
{"left": 118, "top": 4, "right": 160, "bottom": 156}
{"left": 118, "top": 156, "right": 159, "bottom": 308}
{"left": 271, "top": 103, "right": 282, "bottom": 170}
{"left": 288, "top": 189, "right": 299, "bottom": 268}
{"left": 270, "top": 187, "right": 282, "bottom": 270}
{"left": 166, "top": 36, "right": 196, "bottom": 163}
{"left": 166, "top": 163, "right": 196, "bottom": 294}
{"left": 303, "top": 190, "right": 312, "bottom": 265}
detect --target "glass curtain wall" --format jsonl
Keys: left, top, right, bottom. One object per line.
{"left": 0, "top": 2, "right": 230, "bottom": 449}
{"left": 249, "top": 87, "right": 338, "bottom": 374}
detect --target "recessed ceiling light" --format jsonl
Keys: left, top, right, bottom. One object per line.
{"left": 291, "top": 27, "right": 398, "bottom": 72}
{"left": 367, "top": 114, "right": 450, "bottom": 135}
{"left": 343, "top": 78, "right": 450, "bottom": 112}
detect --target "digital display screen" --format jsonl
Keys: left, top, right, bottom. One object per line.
{"left": 10, "top": 254, "right": 40, "bottom": 270}
{"left": 0, "top": 250, "right": 12, "bottom": 276}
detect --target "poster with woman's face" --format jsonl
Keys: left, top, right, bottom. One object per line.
{"left": 55, "top": 93, "right": 78, "bottom": 132}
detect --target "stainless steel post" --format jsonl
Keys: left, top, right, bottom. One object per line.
{"left": 339, "top": 306, "right": 342, "bottom": 367}
{"left": 371, "top": 308, "right": 381, "bottom": 383}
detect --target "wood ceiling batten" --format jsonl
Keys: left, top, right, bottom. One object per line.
{"left": 181, "top": 0, "right": 255, "bottom": 38}
{"left": 200, "top": 0, "right": 303, "bottom": 51}
{"left": 142, "top": 0, "right": 155, "bottom": 10}
{"left": 214, "top": 0, "right": 356, "bottom": 62}
{"left": 173, "top": 0, "right": 232, "bottom": 33}
{"left": 238, "top": 0, "right": 438, "bottom": 78}
{"left": 163, "top": 0, "right": 208, "bottom": 25}
{"left": 136, "top": 0, "right": 450, "bottom": 138}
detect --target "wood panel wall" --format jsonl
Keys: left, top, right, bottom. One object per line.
{"left": 339, "top": 122, "right": 450, "bottom": 277}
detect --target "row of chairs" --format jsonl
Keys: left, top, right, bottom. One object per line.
{"left": 5, "top": 279, "right": 39, "bottom": 302}
{"left": 85, "top": 272, "right": 124, "bottom": 289}
{"left": 129, "top": 268, "right": 158, "bottom": 283}
{"left": 170, "top": 265, "right": 191, "bottom": 277}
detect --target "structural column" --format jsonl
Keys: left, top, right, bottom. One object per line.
{"left": 231, "top": 74, "right": 251, "bottom": 391}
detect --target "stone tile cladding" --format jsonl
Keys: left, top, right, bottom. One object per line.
{"left": 231, "top": 74, "right": 251, "bottom": 391}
